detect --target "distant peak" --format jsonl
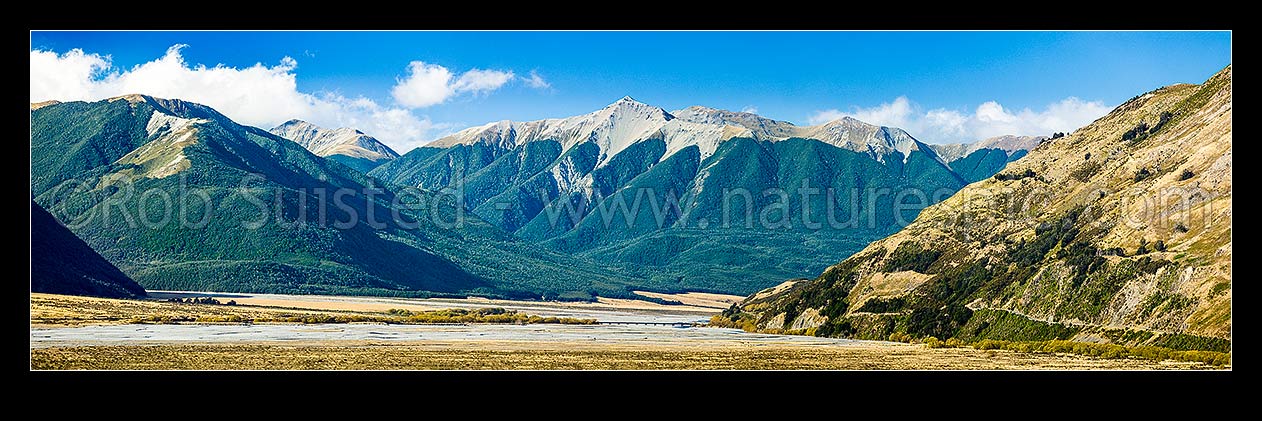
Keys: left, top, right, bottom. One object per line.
{"left": 677, "top": 105, "right": 764, "bottom": 117}
{"left": 817, "top": 115, "right": 871, "bottom": 128}
{"left": 606, "top": 95, "right": 652, "bottom": 109}
{"left": 268, "top": 119, "right": 397, "bottom": 160}
{"left": 600, "top": 96, "right": 672, "bottom": 121}
{"left": 681, "top": 105, "right": 723, "bottom": 114}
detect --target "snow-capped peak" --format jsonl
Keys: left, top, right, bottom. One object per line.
{"left": 425, "top": 97, "right": 946, "bottom": 166}
{"left": 598, "top": 96, "right": 673, "bottom": 121}
{"left": 796, "top": 116, "right": 940, "bottom": 164}
{"left": 671, "top": 106, "right": 796, "bottom": 139}
{"left": 270, "top": 119, "right": 399, "bottom": 161}
{"left": 428, "top": 96, "right": 674, "bottom": 165}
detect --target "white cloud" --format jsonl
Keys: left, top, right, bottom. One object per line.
{"left": 390, "top": 61, "right": 456, "bottom": 108}
{"left": 523, "top": 70, "right": 551, "bottom": 89}
{"left": 391, "top": 61, "right": 515, "bottom": 108}
{"left": 741, "top": 105, "right": 758, "bottom": 114}
{"left": 454, "top": 68, "right": 514, "bottom": 94}
{"left": 807, "top": 96, "right": 1112, "bottom": 143}
{"left": 30, "top": 48, "right": 112, "bottom": 102}
{"left": 806, "top": 109, "right": 846, "bottom": 125}
{"left": 843, "top": 96, "right": 917, "bottom": 128}
{"left": 29, "top": 45, "right": 464, "bottom": 152}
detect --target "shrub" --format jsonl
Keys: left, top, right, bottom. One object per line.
{"left": 1150, "top": 333, "right": 1231, "bottom": 353}
{"left": 964, "top": 339, "right": 1229, "bottom": 366}
{"left": 994, "top": 168, "right": 1037, "bottom": 182}
{"left": 956, "top": 308, "right": 1079, "bottom": 342}
{"left": 1134, "top": 167, "right": 1153, "bottom": 182}
{"left": 1135, "top": 256, "right": 1171, "bottom": 274}
{"left": 1179, "top": 169, "right": 1195, "bottom": 181}
{"left": 858, "top": 297, "right": 907, "bottom": 313}
{"left": 1149, "top": 111, "right": 1174, "bottom": 134}
{"left": 883, "top": 243, "right": 942, "bottom": 273}
{"left": 1174, "top": 223, "right": 1189, "bottom": 233}
{"left": 708, "top": 310, "right": 759, "bottom": 332}
{"left": 1071, "top": 161, "right": 1102, "bottom": 183}
{"left": 1210, "top": 282, "right": 1230, "bottom": 296}
{"left": 1122, "top": 121, "right": 1150, "bottom": 143}
{"left": 974, "top": 339, "right": 1003, "bottom": 350}
{"left": 1101, "top": 247, "right": 1126, "bottom": 257}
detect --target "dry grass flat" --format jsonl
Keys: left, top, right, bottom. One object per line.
{"left": 30, "top": 293, "right": 594, "bottom": 327}
{"left": 632, "top": 291, "right": 744, "bottom": 309}
{"left": 30, "top": 341, "right": 1216, "bottom": 370}
{"left": 166, "top": 295, "right": 429, "bottom": 313}
{"left": 30, "top": 293, "right": 346, "bottom": 327}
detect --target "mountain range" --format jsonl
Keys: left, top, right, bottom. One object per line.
{"left": 31, "top": 94, "right": 1037, "bottom": 299}
{"left": 720, "top": 65, "right": 1232, "bottom": 351}
{"left": 369, "top": 97, "right": 1038, "bottom": 294}
{"left": 269, "top": 119, "right": 399, "bottom": 173}
{"left": 928, "top": 135, "right": 1045, "bottom": 182}
{"left": 30, "top": 94, "right": 663, "bottom": 300}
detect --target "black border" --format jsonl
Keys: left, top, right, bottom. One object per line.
{"left": 21, "top": 7, "right": 1233, "bottom": 398}
{"left": 23, "top": 6, "right": 1236, "bottom": 30}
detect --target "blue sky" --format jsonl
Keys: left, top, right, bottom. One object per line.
{"left": 30, "top": 31, "right": 1231, "bottom": 152}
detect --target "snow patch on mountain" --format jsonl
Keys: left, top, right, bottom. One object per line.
{"left": 269, "top": 120, "right": 400, "bottom": 162}
{"left": 424, "top": 97, "right": 1028, "bottom": 169}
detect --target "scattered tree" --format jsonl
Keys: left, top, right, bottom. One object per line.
{"left": 1100, "top": 247, "right": 1127, "bottom": 257}
{"left": 1122, "top": 121, "right": 1152, "bottom": 144}
{"left": 995, "top": 168, "right": 1038, "bottom": 182}
{"left": 1134, "top": 167, "right": 1153, "bottom": 182}
{"left": 1149, "top": 111, "right": 1174, "bottom": 134}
